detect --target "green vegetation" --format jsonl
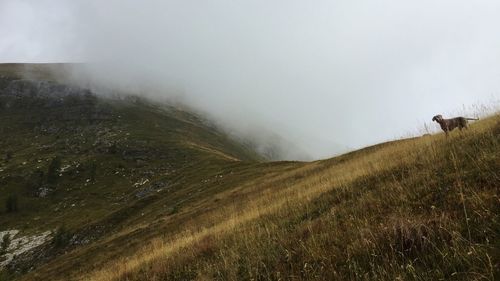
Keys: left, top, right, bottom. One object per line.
{"left": 4, "top": 152, "right": 12, "bottom": 162}
{"left": 52, "top": 226, "right": 71, "bottom": 249}
{"left": 0, "top": 64, "right": 498, "bottom": 281}
{"left": 84, "top": 115, "right": 498, "bottom": 281}
{"left": 0, "top": 71, "right": 261, "bottom": 233}
{"left": 46, "top": 157, "right": 61, "bottom": 184}
{"left": 0, "top": 66, "right": 263, "bottom": 280}
{"left": 4, "top": 195, "right": 18, "bottom": 213}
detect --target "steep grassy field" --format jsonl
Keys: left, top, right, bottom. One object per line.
{"left": 78, "top": 115, "right": 498, "bottom": 281}
{"left": 77, "top": 116, "right": 500, "bottom": 280}
{"left": 0, "top": 65, "right": 498, "bottom": 280}
{"left": 19, "top": 115, "right": 498, "bottom": 281}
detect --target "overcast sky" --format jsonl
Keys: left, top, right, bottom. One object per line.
{"left": 1, "top": 0, "right": 499, "bottom": 159}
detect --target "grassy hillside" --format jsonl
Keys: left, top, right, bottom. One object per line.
{"left": 0, "top": 70, "right": 264, "bottom": 280}
{"left": 81, "top": 115, "right": 498, "bottom": 281}
{"left": 17, "top": 115, "right": 499, "bottom": 281}
{"left": 0, "top": 65, "right": 498, "bottom": 280}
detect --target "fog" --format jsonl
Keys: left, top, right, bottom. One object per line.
{"left": 1, "top": 0, "right": 500, "bottom": 160}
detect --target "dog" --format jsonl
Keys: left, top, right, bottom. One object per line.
{"left": 432, "top": 114, "right": 479, "bottom": 136}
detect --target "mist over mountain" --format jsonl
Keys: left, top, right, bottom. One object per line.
{"left": 2, "top": 0, "right": 500, "bottom": 159}
{"left": 1, "top": 69, "right": 498, "bottom": 279}
{"left": 1, "top": 2, "right": 500, "bottom": 280}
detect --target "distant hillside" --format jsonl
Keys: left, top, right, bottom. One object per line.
{"left": 0, "top": 64, "right": 498, "bottom": 281}
{"left": 0, "top": 70, "right": 265, "bottom": 280}
{"left": 0, "top": 63, "right": 81, "bottom": 82}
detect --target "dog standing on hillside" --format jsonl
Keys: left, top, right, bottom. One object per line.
{"left": 432, "top": 114, "right": 479, "bottom": 136}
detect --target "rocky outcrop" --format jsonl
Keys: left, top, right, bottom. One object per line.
{"left": 0, "top": 230, "right": 52, "bottom": 269}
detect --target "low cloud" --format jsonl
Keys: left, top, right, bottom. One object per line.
{"left": 1, "top": 0, "right": 499, "bottom": 159}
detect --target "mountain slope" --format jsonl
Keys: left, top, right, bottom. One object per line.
{"left": 0, "top": 65, "right": 498, "bottom": 281}
{"left": 19, "top": 115, "right": 500, "bottom": 281}
{"left": 0, "top": 70, "right": 266, "bottom": 280}
{"left": 82, "top": 115, "right": 498, "bottom": 281}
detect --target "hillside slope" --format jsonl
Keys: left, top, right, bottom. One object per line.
{"left": 0, "top": 71, "right": 266, "bottom": 280}
{"left": 15, "top": 115, "right": 500, "bottom": 281}
{"left": 80, "top": 115, "right": 498, "bottom": 281}
{"left": 0, "top": 65, "right": 498, "bottom": 281}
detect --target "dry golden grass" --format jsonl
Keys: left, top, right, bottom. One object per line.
{"left": 75, "top": 114, "right": 499, "bottom": 280}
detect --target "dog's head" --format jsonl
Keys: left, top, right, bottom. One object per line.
{"left": 432, "top": 115, "right": 443, "bottom": 122}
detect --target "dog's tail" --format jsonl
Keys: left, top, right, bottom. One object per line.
{"left": 465, "top": 117, "right": 479, "bottom": 120}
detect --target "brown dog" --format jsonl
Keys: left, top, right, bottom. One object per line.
{"left": 432, "top": 114, "right": 479, "bottom": 136}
